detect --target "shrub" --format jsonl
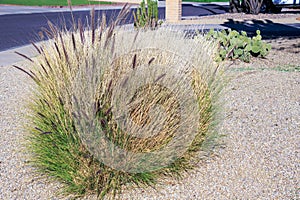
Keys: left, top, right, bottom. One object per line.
{"left": 133, "top": 0, "right": 162, "bottom": 29}
{"left": 241, "top": 0, "right": 263, "bottom": 14}
{"left": 206, "top": 29, "right": 271, "bottom": 63}
{"left": 14, "top": 6, "right": 225, "bottom": 199}
{"left": 230, "top": 0, "right": 281, "bottom": 14}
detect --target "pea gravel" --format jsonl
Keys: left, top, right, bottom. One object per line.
{"left": 0, "top": 38, "right": 299, "bottom": 199}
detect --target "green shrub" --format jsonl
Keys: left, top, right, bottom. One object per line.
{"left": 133, "top": 0, "right": 162, "bottom": 29}
{"left": 206, "top": 29, "right": 271, "bottom": 62}
{"left": 14, "top": 6, "right": 226, "bottom": 199}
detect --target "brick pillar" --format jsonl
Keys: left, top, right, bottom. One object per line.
{"left": 166, "top": 0, "right": 182, "bottom": 23}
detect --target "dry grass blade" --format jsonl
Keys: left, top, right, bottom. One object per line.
{"left": 99, "top": 13, "right": 107, "bottom": 41}
{"left": 12, "top": 65, "right": 37, "bottom": 82}
{"left": 107, "top": 79, "right": 113, "bottom": 93}
{"left": 115, "top": 3, "right": 131, "bottom": 25}
{"left": 40, "top": 131, "right": 52, "bottom": 135}
{"left": 37, "top": 112, "right": 46, "bottom": 119}
{"left": 154, "top": 73, "right": 166, "bottom": 83}
{"left": 71, "top": 33, "right": 77, "bottom": 51}
{"left": 68, "top": 0, "right": 76, "bottom": 30}
{"left": 110, "top": 34, "right": 116, "bottom": 55}
{"left": 91, "top": 7, "right": 95, "bottom": 44}
{"left": 38, "top": 31, "right": 44, "bottom": 40}
{"left": 59, "top": 32, "right": 70, "bottom": 66}
{"left": 41, "top": 27, "right": 54, "bottom": 39}
{"left": 40, "top": 47, "right": 54, "bottom": 73}
{"left": 132, "top": 11, "right": 138, "bottom": 26}
{"left": 31, "top": 41, "right": 41, "bottom": 54}
{"left": 34, "top": 127, "right": 52, "bottom": 135}
{"left": 121, "top": 76, "right": 129, "bottom": 88}
{"left": 54, "top": 42, "right": 62, "bottom": 59}
{"left": 104, "top": 24, "right": 115, "bottom": 48}
{"left": 34, "top": 127, "right": 44, "bottom": 133}
{"left": 226, "top": 45, "right": 236, "bottom": 58}
{"left": 39, "top": 63, "right": 49, "bottom": 77}
{"left": 132, "top": 54, "right": 137, "bottom": 69}
{"left": 148, "top": 57, "right": 155, "bottom": 65}
{"left": 47, "top": 21, "right": 58, "bottom": 38}
{"left": 104, "top": 106, "right": 113, "bottom": 116}
{"left": 78, "top": 18, "right": 85, "bottom": 44}
{"left": 15, "top": 51, "right": 34, "bottom": 63}
{"left": 129, "top": 31, "right": 140, "bottom": 50}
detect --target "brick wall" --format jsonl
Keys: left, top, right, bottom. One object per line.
{"left": 166, "top": 0, "right": 182, "bottom": 23}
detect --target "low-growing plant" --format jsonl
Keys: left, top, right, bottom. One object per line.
{"left": 133, "top": 0, "right": 162, "bottom": 29}
{"left": 14, "top": 5, "right": 226, "bottom": 199}
{"left": 206, "top": 29, "right": 271, "bottom": 63}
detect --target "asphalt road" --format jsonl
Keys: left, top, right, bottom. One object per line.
{"left": 0, "top": 4, "right": 299, "bottom": 52}
{"left": 0, "top": 4, "right": 228, "bottom": 51}
{"left": 0, "top": 9, "right": 129, "bottom": 51}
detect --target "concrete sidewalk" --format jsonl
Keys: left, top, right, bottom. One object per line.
{"left": 0, "top": 44, "right": 38, "bottom": 67}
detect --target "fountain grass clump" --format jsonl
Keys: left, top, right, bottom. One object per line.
{"left": 15, "top": 6, "right": 226, "bottom": 199}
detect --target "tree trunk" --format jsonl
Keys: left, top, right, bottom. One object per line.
{"left": 240, "top": 0, "right": 282, "bottom": 14}
{"left": 229, "top": 0, "right": 281, "bottom": 14}
{"left": 229, "top": 0, "right": 242, "bottom": 13}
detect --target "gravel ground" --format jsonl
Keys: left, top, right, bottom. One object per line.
{"left": 0, "top": 36, "right": 299, "bottom": 199}
{"left": 0, "top": 64, "right": 64, "bottom": 199}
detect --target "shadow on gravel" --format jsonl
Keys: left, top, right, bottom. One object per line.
{"left": 289, "top": 42, "right": 300, "bottom": 53}
{"left": 268, "top": 37, "right": 300, "bottom": 53}
{"left": 222, "top": 19, "right": 300, "bottom": 39}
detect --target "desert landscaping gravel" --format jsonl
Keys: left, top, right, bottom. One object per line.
{"left": 0, "top": 35, "right": 299, "bottom": 199}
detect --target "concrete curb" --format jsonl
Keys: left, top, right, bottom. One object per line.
{"left": 0, "top": 44, "right": 38, "bottom": 67}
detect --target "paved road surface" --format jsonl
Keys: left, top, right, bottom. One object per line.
{"left": 0, "top": 4, "right": 228, "bottom": 51}
{"left": 0, "top": 4, "right": 299, "bottom": 52}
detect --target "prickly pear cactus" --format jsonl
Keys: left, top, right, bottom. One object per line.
{"left": 206, "top": 29, "right": 271, "bottom": 62}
